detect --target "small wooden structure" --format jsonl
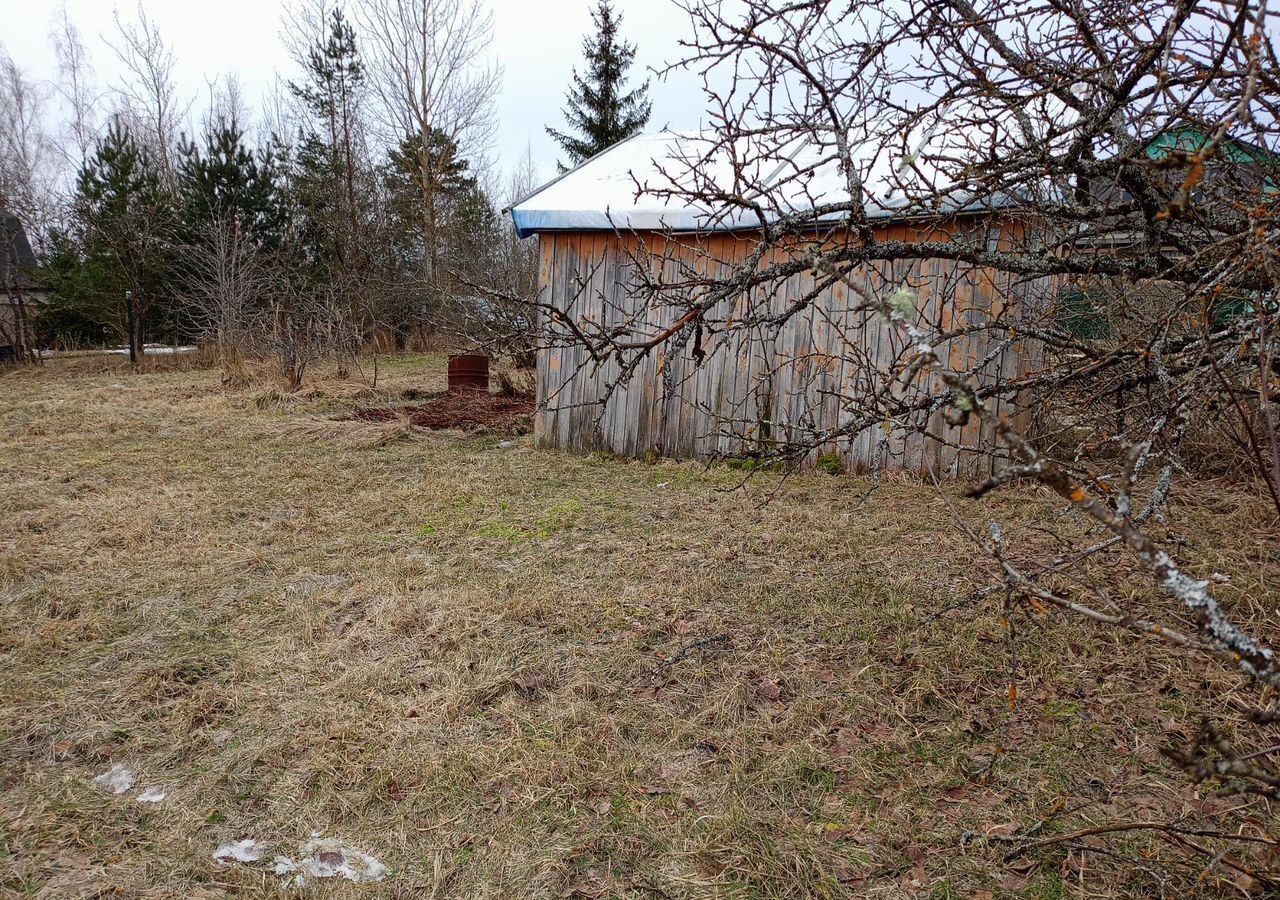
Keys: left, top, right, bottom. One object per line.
{"left": 510, "top": 133, "right": 1045, "bottom": 476}
{"left": 0, "top": 209, "right": 41, "bottom": 362}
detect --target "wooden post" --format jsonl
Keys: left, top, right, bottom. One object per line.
{"left": 125, "top": 290, "right": 137, "bottom": 365}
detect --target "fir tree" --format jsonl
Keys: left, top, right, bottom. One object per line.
{"left": 385, "top": 128, "right": 475, "bottom": 263}
{"left": 546, "top": 0, "right": 652, "bottom": 172}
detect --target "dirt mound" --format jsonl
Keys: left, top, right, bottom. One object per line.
{"left": 354, "top": 389, "right": 534, "bottom": 433}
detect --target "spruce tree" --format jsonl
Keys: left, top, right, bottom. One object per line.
{"left": 547, "top": 0, "right": 652, "bottom": 172}
{"left": 385, "top": 128, "right": 475, "bottom": 265}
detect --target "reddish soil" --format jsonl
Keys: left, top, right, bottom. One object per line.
{"left": 354, "top": 389, "right": 535, "bottom": 433}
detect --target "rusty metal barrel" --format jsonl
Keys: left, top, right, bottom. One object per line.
{"left": 447, "top": 353, "right": 490, "bottom": 394}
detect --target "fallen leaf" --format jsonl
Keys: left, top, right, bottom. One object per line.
{"left": 831, "top": 728, "right": 858, "bottom": 754}
{"left": 512, "top": 670, "right": 545, "bottom": 697}
{"left": 999, "top": 871, "right": 1030, "bottom": 892}
{"left": 755, "top": 678, "right": 782, "bottom": 702}
{"left": 1006, "top": 856, "right": 1038, "bottom": 875}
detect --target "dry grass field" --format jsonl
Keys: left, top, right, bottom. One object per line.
{"left": 2, "top": 354, "right": 1278, "bottom": 898}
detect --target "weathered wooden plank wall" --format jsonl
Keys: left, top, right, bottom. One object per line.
{"left": 534, "top": 222, "right": 1047, "bottom": 476}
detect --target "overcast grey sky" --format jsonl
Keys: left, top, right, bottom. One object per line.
{"left": 0, "top": 0, "right": 714, "bottom": 187}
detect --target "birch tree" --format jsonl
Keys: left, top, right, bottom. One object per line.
{"left": 0, "top": 50, "right": 56, "bottom": 246}
{"left": 48, "top": 2, "right": 100, "bottom": 171}
{"left": 107, "top": 3, "right": 190, "bottom": 174}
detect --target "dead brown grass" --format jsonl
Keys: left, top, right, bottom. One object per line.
{"left": 1, "top": 353, "right": 1277, "bottom": 899}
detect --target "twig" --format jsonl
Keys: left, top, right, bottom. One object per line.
{"left": 644, "top": 633, "right": 731, "bottom": 681}
{"left": 1001, "top": 820, "right": 1280, "bottom": 862}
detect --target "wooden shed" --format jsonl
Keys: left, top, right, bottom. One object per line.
{"left": 510, "top": 133, "right": 1046, "bottom": 476}
{"left": 0, "top": 209, "right": 42, "bottom": 362}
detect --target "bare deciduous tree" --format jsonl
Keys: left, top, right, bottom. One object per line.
{"left": 0, "top": 49, "right": 56, "bottom": 246}
{"left": 107, "top": 3, "right": 190, "bottom": 174}
{"left": 48, "top": 2, "right": 99, "bottom": 171}
{"left": 181, "top": 215, "right": 271, "bottom": 366}
{"left": 454, "top": 143, "right": 539, "bottom": 365}
{"left": 356, "top": 0, "right": 501, "bottom": 281}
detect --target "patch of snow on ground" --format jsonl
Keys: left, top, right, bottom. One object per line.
{"left": 136, "top": 787, "right": 165, "bottom": 803}
{"left": 39, "top": 344, "right": 197, "bottom": 358}
{"left": 273, "top": 837, "right": 389, "bottom": 884}
{"left": 91, "top": 764, "right": 134, "bottom": 794}
{"left": 213, "top": 839, "right": 264, "bottom": 865}
{"left": 211, "top": 835, "right": 388, "bottom": 885}
{"left": 272, "top": 856, "right": 306, "bottom": 890}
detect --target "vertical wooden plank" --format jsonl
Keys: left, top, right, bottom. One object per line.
{"left": 685, "top": 234, "right": 711, "bottom": 458}
{"left": 845, "top": 260, "right": 872, "bottom": 473}
{"left": 641, "top": 233, "right": 668, "bottom": 457}
{"left": 571, "top": 231, "right": 602, "bottom": 452}
{"left": 920, "top": 254, "right": 945, "bottom": 478}
{"left": 596, "top": 232, "right": 621, "bottom": 453}
{"left": 663, "top": 236, "right": 693, "bottom": 457}
{"left": 934, "top": 254, "right": 961, "bottom": 478}
{"left": 712, "top": 234, "right": 737, "bottom": 456}
{"left": 555, "top": 234, "right": 583, "bottom": 452}
{"left": 534, "top": 236, "right": 553, "bottom": 449}
{"left": 794, "top": 250, "right": 819, "bottom": 464}
{"left": 612, "top": 231, "right": 637, "bottom": 456}
{"left": 529, "top": 213, "right": 1033, "bottom": 475}
{"left": 766, "top": 240, "right": 793, "bottom": 454}
{"left": 544, "top": 235, "right": 566, "bottom": 451}
{"left": 630, "top": 232, "right": 662, "bottom": 458}
{"left": 901, "top": 254, "right": 926, "bottom": 475}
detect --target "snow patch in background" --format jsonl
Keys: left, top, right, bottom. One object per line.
{"left": 136, "top": 787, "right": 166, "bottom": 803}
{"left": 39, "top": 344, "right": 197, "bottom": 358}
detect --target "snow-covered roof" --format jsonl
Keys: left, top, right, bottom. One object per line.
{"left": 509, "top": 130, "right": 1011, "bottom": 238}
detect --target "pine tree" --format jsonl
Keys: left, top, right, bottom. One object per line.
{"left": 385, "top": 128, "right": 475, "bottom": 266}
{"left": 177, "top": 118, "right": 287, "bottom": 250}
{"left": 546, "top": 0, "right": 652, "bottom": 172}
{"left": 382, "top": 128, "right": 501, "bottom": 334}
{"left": 75, "top": 121, "right": 177, "bottom": 362}
{"left": 36, "top": 228, "right": 123, "bottom": 348}
{"left": 287, "top": 7, "right": 372, "bottom": 308}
